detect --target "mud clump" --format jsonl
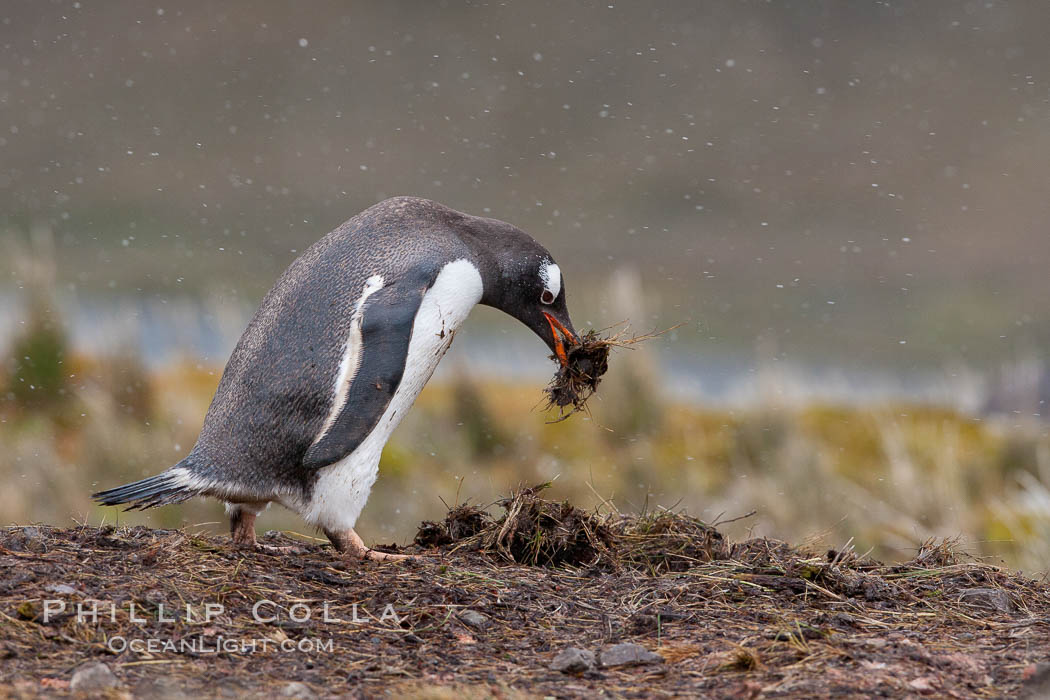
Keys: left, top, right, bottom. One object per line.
{"left": 414, "top": 504, "right": 493, "bottom": 548}
{"left": 416, "top": 484, "right": 614, "bottom": 567}
{"left": 543, "top": 325, "right": 676, "bottom": 421}
{"left": 482, "top": 484, "right": 613, "bottom": 567}
{"left": 544, "top": 330, "right": 612, "bottom": 419}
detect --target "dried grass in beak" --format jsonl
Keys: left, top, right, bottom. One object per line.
{"left": 542, "top": 324, "right": 677, "bottom": 422}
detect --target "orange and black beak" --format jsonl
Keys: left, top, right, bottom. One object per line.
{"left": 543, "top": 312, "right": 578, "bottom": 367}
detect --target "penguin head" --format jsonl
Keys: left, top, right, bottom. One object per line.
{"left": 475, "top": 229, "right": 579, "bottom": 366}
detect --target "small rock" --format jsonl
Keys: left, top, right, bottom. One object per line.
{"left": 44, "top": 583, "right": 77, "bottom": 596}
{"left": 457, "top": 609, "right": 489, "bottom": 631}
{"left": 280, "top": 681, "right": 316, "bottom": 698}
{"left": 599, "top": 642, "right": 664, "bottom": 668}
{"left": 958, "top": 588, "right": 1013, "bottom": 613}
{"left": 551, "top": 647, "right": 596, "bottom": 673}
{"left": 908, "top": 676, "right": 938, "bottom": 692}
{"left": 70, "top": 662, "right": 119, "bottom": 692}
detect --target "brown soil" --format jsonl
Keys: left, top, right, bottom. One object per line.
{"left": 2, "top": 492, "right": 1050, "bottom": 698}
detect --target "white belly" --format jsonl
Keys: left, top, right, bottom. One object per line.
{"left": 300, "top": 259, "right": 483, "bottom": 532}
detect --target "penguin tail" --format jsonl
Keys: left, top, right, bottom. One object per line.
{"left": 93, "top": 462, "right": 205, "bottom": 511}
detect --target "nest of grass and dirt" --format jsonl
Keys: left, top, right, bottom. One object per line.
{"left": 4, "top": 485, "right": 1049, "bottom": 698}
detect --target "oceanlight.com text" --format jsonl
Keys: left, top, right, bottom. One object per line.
{"left": 106, "top": 636, "right": 335, "bottom": 654}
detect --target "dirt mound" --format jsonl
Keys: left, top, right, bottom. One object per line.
{"left": 419, "top": 484, "right": 614, "bottom": 567}
{"left": 411, "top": 485, "right": 727, "bottom": 571}
{"left": 411, "top": 486, "right": 729, "bottom": 572}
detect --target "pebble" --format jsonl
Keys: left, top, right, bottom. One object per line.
{"left": 599, "top": 642, "right": 664, "bottom": 668}
{"left": 457, "top": 609, "right": 489, "bottom": 630}
{"left": 70, "top": 662, "right": 119, "bottom": 692}
{"left": 550, "top": 647, "right": 596, "bottom": 673}
{"left": 44, "top": 583, "right": 77, "bottom": 595}
{"left": 958, "top": 588, "right": 1013, "bottom": 613}
{"left": 280, "top": 681, "right": 317, "bottom": 698}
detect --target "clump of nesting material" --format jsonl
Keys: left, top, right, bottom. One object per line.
{"left": 418, "top": 483, "right": 614, "bottom": 567}
{"left": 478, "top": 484, "right": 614, "bottom": 567}
{"left": 543, "top": 325, "right": 673, "bottom": 422}
{"left": 414, "top": 503, "right": 492, "bottom": 548}
{"left": 544, "top": 330, "right": 611, "bottom": 416}
{"left": 607, "top": 511, "right": 730, "bottom": 573}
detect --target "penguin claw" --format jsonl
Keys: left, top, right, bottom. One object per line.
{"left": 325, "top": 527, "right": 423, "bottom": 563}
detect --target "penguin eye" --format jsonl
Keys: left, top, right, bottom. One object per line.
{"left": 540, "top": 289, "right": 555, "bottom": 305}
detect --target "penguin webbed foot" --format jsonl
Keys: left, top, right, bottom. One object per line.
{"left": 229, "top": 509, "right": 307, "bottom": 554}
{"left": 230, "top": 508, "right": 259, "bottom": 547}
{"left": 324, "top": 527, "right": 420, "bottom": 562}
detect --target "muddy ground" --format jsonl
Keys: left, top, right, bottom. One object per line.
{"left": 2, "top": 494, "right": 1049, "bottom": 699}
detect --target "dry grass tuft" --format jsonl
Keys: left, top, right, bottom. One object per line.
{"left": 607, "top": 510, "right": 730, "bottom": 573}
{"left": 442, "top": 483, "right": 614, "bottom": 567}
{"left": 909, "top": 536, "right": 967, "bottom": 568}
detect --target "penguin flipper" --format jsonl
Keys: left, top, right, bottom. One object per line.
{"left": 301, "top": 274, "right": 430, "bottom": 470}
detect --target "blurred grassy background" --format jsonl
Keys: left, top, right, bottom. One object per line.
{"left": 4, "top": 250, "right": 1050, "bottom": 572}
{"left": 2, "top": 2, "right": 1050, "bottom": 570}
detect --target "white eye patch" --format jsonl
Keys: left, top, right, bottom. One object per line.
{"left": 539, "top": 261, "right": 561, "bottom": 300}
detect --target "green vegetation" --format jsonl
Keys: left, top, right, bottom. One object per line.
{"left": 4, "top": 310, "right": 68, "bottom": 412}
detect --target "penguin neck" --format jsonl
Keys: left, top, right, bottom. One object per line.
{"left": 464, "top": 235, "right": 511, "bottom": 310}
{"left": 477, "top": 253, "right": 510, "bottom": 310}
{"left": 454, "top": 213, "right": 541, "bottom": 311}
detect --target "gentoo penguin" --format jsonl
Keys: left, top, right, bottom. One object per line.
{"left": 94, "top": 197, "right": 579, "bottom": 561}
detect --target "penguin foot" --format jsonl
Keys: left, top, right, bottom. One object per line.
{"left": 230, "top": 508, "right": 260, "bottom": 547}
{"left": 229, "top": 508, "right": 308, "bottom": 554}
{"left": 324, "top": 527, "right": 418, "bottom": 562}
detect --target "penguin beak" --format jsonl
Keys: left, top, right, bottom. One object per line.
{"left": 543, "top": 312, "right": 578, "bottom": 367}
